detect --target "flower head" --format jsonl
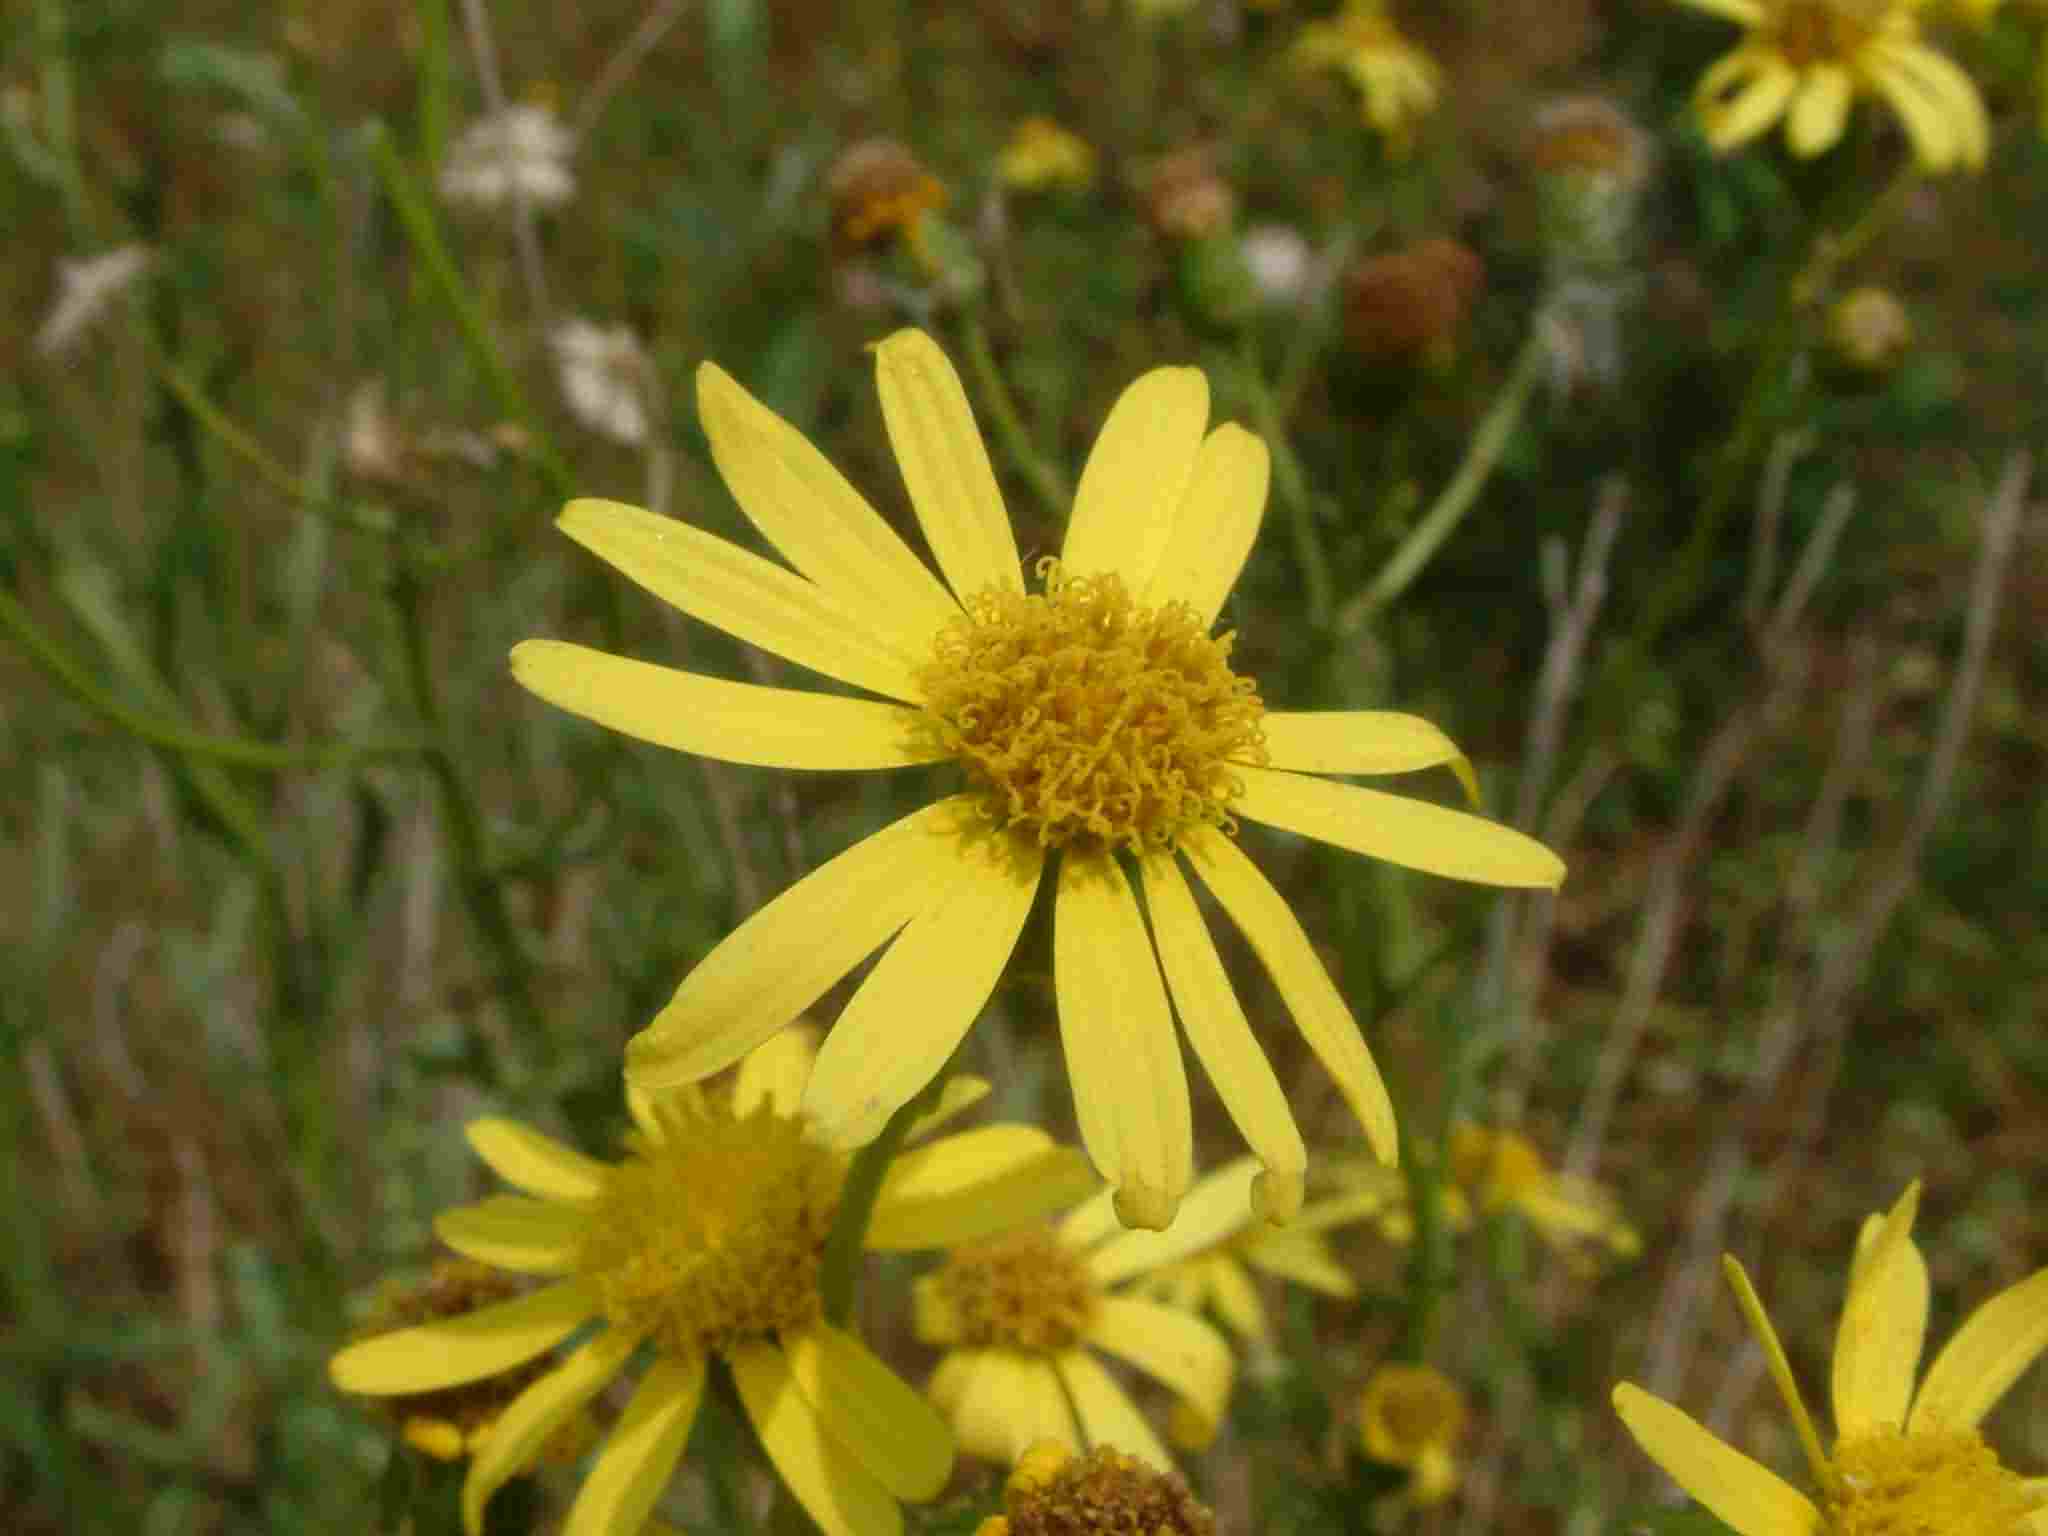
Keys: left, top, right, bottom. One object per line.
{"left": 1359, "top": 1362, "right": 1468, "bottom": 1506}
{"left": 1825, "top": 284, "right": 1915, "bottom": 371}
{"left": 1446, "top": 1124, "right": 1640, "bottom": 1258}
{"left": 510, "top": 328, "right": 1562, "bottom": 1232}
{"left": 916, "top": 1161, "right": 1261, "bottom": 1471}
{"left": 35, "top": 245, "right": 153, "bottom": 359}
{"left": 828, "top": 138, "right": 949, "bottom": 251}
{"left": 1344, "top": 238, "right": 1485, "bottom": 364}
{"left": 329, "top": 1030, "right": 1094, "bottom": 1536}
{"left": 998, "top": 118, "right": 1097, "bottom": 193}
{"left": 1292, "top": 3, "right": 1441, "bottom": 154}
{"left": 439, "top": 104, "right": 576, "bottom": 212}
{"left": 977, "top": 1441, "right": 1215, "bottom": 1536}
{"left": 1677, "top": 0, "right": 1990, "bottom": 171}
{"left": 551, "top": 319, "right": 653, "bottom": 446}
{"left": 1614, "top": 1182, "right": 2048, "bottom": 1536}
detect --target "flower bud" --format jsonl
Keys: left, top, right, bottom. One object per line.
{"left": 1343, "top": 237, "right": 1484, "bottom": 364}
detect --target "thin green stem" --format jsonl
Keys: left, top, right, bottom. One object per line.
{"left": 390, "top": 560, "right": 542, "bottom": 1065}
{"left": 367, "top": 125, "right": 574, "bottom": 501}
{"left": 958, "top": 314, "right": 1070, "bottom": 522}
{"left": 1338, "top": 329, "right": 1546, "bottom": 634}
{"left": 0, "top": 590, "right": 427, "bottom": 770}
{"left": 819, "top": 1087, "right": 932, "bottom": 1326}
{"left": 1239, "top": 344, "right": 1335, "bottom": 630}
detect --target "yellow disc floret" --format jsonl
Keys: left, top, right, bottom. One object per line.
{"left": 919, "top": 560, "right": 1266, "bottom": 855}
{"left": 1825, "top": 1428, "right": 2036, "bottom": 1536}
{"left": 1773, "top": 0, "right": 1885, "bottom": 67}
{"left": 575, "top": 1098, "right": 844, "bottom": 1357}
{"left": 915, "top": 1228, "right": 1100, "bottom": 1353}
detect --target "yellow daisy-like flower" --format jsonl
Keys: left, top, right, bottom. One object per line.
{"left": 329, "top": 1030, "right": 1096, "bottom": 1536}
{"left": 1678, "top": 0, "right": 1991, "bottom": 170}
{"left": 1446, "top": 1124, "right": 1641, "bottom": 1259}
{"left": 914, "top": 1161, "right": 1260, "bottom": 1472}
{"left": 977, "top": 1441, "right": 1215, "bottom": 1536}
{"left": 996, "top": 117, "right": 1098, "bottom": 193}
{"left": 1291, "top": 2, "right": 1442, "bottom": 152}
{"left": 511, "top": 329, "right": 1563, "bottom": 1233}
{"left": 1359, "top": 1362, "right": 1469, "bottom": 1507}
{"left": 1613, "top": 1183, "right": 2048, "bottom": 1536}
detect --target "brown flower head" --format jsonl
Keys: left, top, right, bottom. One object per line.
{"left": 1343, "top": 237, "right": 1485, "bottom": 362}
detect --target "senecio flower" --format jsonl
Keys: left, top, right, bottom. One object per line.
{"left": 916, "top": 1162, "right": 1259, "bottom": 1472}
{"left": 1292, "top": 2, "right": 1442, "bottom": 153}
{"left": 511, "top": 329, "right": 1562, "bottom": 1232}
{"left": 1359, "top": 1362, "right": 1469, "bottom": 1506}
{"left": 978, "top": 1441, "right": 1215, "bottom": 1536}
{"left": 1614, "top": 1183, "right": 2048, "bottom": 1536}
{"left": 997, "top": 117, "right": 1097, "bottom": 192}
{"left": 1678, "top": 0, "right": 1990, "bottom": 170}
{"left": 329, "top": 1030, "right": 1094, "bottom": 1536}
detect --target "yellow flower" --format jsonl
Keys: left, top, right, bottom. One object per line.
{"left": 1677, "top": 0, "right": 1990, "bottom": 170}
{"left": 328, "top": 1030, "right": 1095, "bottom": 1536}
{"left": 977, "top": 1441, "right": 1215, "bottom": 1536}
{"left": 1613, "top": 1183, "right": 2048, "bottom": 1536}
{"left": 511, "top": 329, "right": 1562, "bottom": 1232}
{"left": 1446, "top": 1124, "right": 1640, "bottom": 1258}
{"left": 1291, "top": 3, "right": 1441, "bottom": 152}
{"left": 1359, "top": 1363, "right": 1469, "bottom": 1506}
{"left": 914, "top": 1161, "right": 1258, "bottom": 1471}
{"left": 996, "top": 117, "right": 1097, "bottom": 193}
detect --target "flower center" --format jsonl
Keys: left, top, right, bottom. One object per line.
{"left": 1361, "top": 1364, "right": 1468, "bottom": 1461}
{"left": 916, "top": 1227, "right": 1100, "bottom": 1353}
{"left": 1772, "top": 0, "right": 1884, "bottom": 67}
{"left": 1826, "top": 1428, "right": 2037, "bottom": 1536}
{"left": 575, "top": 1098, "right": 844, "bottom": 1357}
{"left": 918, "top": 561, "right": 1266, "bottom": 855}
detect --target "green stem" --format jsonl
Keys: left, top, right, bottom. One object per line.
{"left": 390, "top": 559, "right": 542, "bottom": 1065}
{"left": 367, "top": 125, "right": 574, "bottom": 501}
{"left": 0, "top": 590, "right": 427, "bottom": 769}
{"left": 1626, "top": 165, "right": 1920, "bottom": 661}
{"left": 1241, "top": 352, "right": 1336, "bottom": 630}
{"left": 958, "top": 314, "right": 1070, "bottom": 522}
{"left": 819, "top": 1089, "right": 930, "bottom": 1325}
{"left": 1337, "top": 329, "right": 1545, "bottom": 634}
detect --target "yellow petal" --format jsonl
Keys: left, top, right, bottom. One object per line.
{"left": 1698, "top": 51, "right": 1798, "bottom": 151}
{"left": 1611, "top": 1383, "right": 1821, "bottom": 1536}
{"left": 627, "top": 799, "right": 969, "bottom": 1090}
{"left": 1787, "top": 63, "right": 1853, "bottom": 157}
{"left": 509, "top": 642, "right": 942, "bottom": 771}
{"left": 1089, "top": 1158, "right": 1262, "bottom": 1286}
{"left": 563, "top": 1356, "right": 705, "bottom": 1536}
{"left": 697, "top": 363, "right": 958, "bottom": 645}
{"left": 1084, "top": 1297, "right": 1233, "bottom": 1441}
{"left": 733, "top": 1025, "right": 821, "bottom": 1118}
{"left": 556, "top": 498, "right": 926, "bottom": 702}
{"left": 1204, "top": 1255, "right": 1271, "bottom": 1343}
{"left": 930, "top": 1349, "right": 1079, "bottom": 1464}
{"left": 901, "top": 1076, "right": 992, "bottom": 1144}
{"left": 1054, "top": 852, "right": 1193, "bottom": 1231}
{"left": 1054, "top": 1349, "right": 1173, "bottom": 1471}
{"left": 1180, "top": 828, "right": 1399, "bottom": 1164}
{"left": 1255, "top": 711, "right": 1478, "bottom": 802}
{"left": 329, "top": 1278, "right": 600, "bottom": 1396}
{"left": 803, "top": 836, "right": 1044, "bottom": 1149}
{"left": 1722, "top": 1257, "right": 1831, "bottom": 1485}
{"left": 1910, "top": 1265, "right": 2048, "bottom": 1432}
{"left": 1832, "top": 1190, "right": 1928, "bottom": 1437}
{"left": 1872, "top": 42, "right": 1990, "bottom": 169}
{"left": 873, "top": 329, "right": 1023, "bottom": 599}
{"left": 463, "top": 1326, "right": 644, "bottom": 1536}
{"left": 1234, "top": 764, "right": 1565, "bottom": 888}
{"left": 466, "top": 1118, "right": 606, "bottom": 1202}
{"left": 730, "top": 1340, "right": 903, "bottom": 1536}
{"left": 1676, "top": 0, "right": 1765, "bottom": 21}
{"left": 1140, "top": 852, "right": 1304, "bottom": 1224}
{"left": 1141, "top": 424, "right": 1268, "bottom": 629}
{"left": 1061, "top": 367, "right": 1209, "bottom": 591}
{"left": 1240, "top": 1226, "right": 1355, "bottom": 1295}
{"left": 783, "top": 1323, "right": 952, "bottom": 1499}
{"left": 435, "top": 1196, "right": 587, "bottom": 1275}
{"left": 1866, "top": 54, "right": 1960, "bottom": 172}
{"left": 868, "top": 1125, "right": 1099, "bottom": 1250}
